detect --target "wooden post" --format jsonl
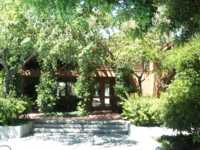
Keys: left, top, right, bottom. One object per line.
{"left": 110, "top": 78, "right": 116, "bottom": 111}
{"left": 21, "top": 76, "right": 25, "bottom": 96}
{"left": 99, "top": 78, "right": 105, "bottom": 108}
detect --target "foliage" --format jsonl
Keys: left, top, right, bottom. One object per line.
{"left": 0, "top": 96, "right": 31, "bottom": 125}
{"left": 34, "top": 18, "right": 79, "bottom": 71}
{"left": 0, "top": 1, "right": 35, "bottom": 96}
{"left": 162, "top": 70, "right": 200, "bottom": 134}
{"left": 2, "top": 0, "right": 200, "bottom": 117}
{"left": 160, "top": 0, "right": 200, "bottom": 40}
{"left": 36, "top": 72, "right": 57, "bottom": 112}
{"left": 24, "top": 0, "right": 112, "bottom": 112}
{"left": 162, "top": 36, "right": 200, "bottom": 134}
{"left": 122, "top": 95, "right": 163, "bottom": 126}
{"left": 163, "top": 35, "right": 200, "bottom": 71}
{"left": 114, "top": 67, "right": 136, "bottom": 99}
{"left": 0, "top": 0, "right": 165, "bottom": 111}
{"left": 159, "top": 135, "right": 200, "bottom": 150}
{"left": 75, "top": 41, "right": 109, "bottom": 112}
{"left": 109, "top": 27, "right": 165, "bottom": 96}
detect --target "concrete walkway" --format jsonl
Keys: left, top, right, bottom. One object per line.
{"left": 0, "top": 126, "right": 176, "bottom": 150}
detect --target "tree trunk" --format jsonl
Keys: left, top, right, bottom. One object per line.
{"left": 137, "top": 77, "right": 143, "bottom": 96}
{"left": 133, "top": 71, "right": 144, "bottom": 96}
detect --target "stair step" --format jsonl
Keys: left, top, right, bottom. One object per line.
{"left": 34, "top": 128, "right": 128, "bottom": 134}
{"left": 33, "top": 119, "right": 130, "bottom": 135}
{"left": 33, "top": 132, "right": 130, "bottom": 144}
{"left": 33, "top": 124, "right": 127, "bottom": 129}
{"left": 34, "top": 119, "right": 127, "bottom": 125}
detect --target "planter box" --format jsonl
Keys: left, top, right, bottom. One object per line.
{"left": 0, "top": 121, "right": 33, "bottom": 140}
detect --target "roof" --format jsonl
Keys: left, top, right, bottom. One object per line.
{"left": 96, "top": 65, "right": 115, "bottom": 78}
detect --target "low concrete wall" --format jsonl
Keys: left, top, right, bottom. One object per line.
{"left": 0, "top": 122, "right": 33, "bottom": 140}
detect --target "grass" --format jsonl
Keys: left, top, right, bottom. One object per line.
{"left": 159, "top": 135, "right": 200, "bottom": 150}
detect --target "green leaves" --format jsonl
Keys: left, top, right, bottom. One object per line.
{"left": 0, "top": 96, "right": 31, "bottom": 125}
{"left": 162, "top": 35, "right": 200, "bottom": 134}
{"left": 36, "top": 72, "right": 57, "bottom": 112}
{"left": 163, "top": 0, "right": 200, "bottom": 40}
{"left": 163, "top": 35, "right": 200, "bottom": 71}
{"left": 162, "top": 70, "right": 200, "bottom": 133}
{"left": 122, "top": 95, "right": 163, "bottom": 126}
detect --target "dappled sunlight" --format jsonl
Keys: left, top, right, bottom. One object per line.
{"left": 32, "top": 133, "right": 137, "bottom": 146}
{"left": 0, "top": 125, "right": 177, "bottom": 150}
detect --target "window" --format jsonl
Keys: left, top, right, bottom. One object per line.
{"left": 105, "top": 83, "right": 110, "bottom": 97}
{"left": 57, "top": 82, "right": 66, "bottom": 97}
{"left": 94, "top": 83, "right": 100, "bottom": 97}
{"left": 66, "top": 82, "right": 76, "bottom": 96}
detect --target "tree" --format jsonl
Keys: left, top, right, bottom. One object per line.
{"left": 22, "top": 0, "right": 166, "bottom": 98}
{"left": 162, "top": 35, "right": 200, "bottom": 134}
{"left": 160, "top": 0, "right": 200, "bottom": 41}
{"left": 19, "top": 0, "right": 113, "bottom": 112}
{"left": 0, "top": 1, "right": 35, "bottom": 96}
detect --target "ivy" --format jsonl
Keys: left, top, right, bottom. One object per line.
{"left": 36, "top": 72, "right": 57, "bottom": 112}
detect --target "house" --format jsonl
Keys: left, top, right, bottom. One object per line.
{"left": 0, "top": 57, "right": 158, "bottom": 112}
{"left": 133, "top": 62, "right": 158, "bottom": 96}
{"left": 20, "top": 57, "right": 117, "bottom": 112}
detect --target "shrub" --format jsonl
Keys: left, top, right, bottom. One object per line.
{"left": 161, "top": 35, "right": 200, "bottom": 142}
{"left": 162, "top": 70, "right": 200, "bottom": 134}
{"left": 0, "top": 97, "right": 31, "bottom": 125}
{"left": 36, "top": 72, "right": 57, "bottom": 112}
{"left": 122, "top": 95, "right": 163, "bottom": 126}
{"left": 159, "top": 135, "right": 200, "bottom": 150}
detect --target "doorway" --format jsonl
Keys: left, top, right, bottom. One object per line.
{"left": 92, "top": 78, "right": 115, "bottom": 110}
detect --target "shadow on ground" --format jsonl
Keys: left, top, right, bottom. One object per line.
{"left": 159, "top": 135, "right": 200, "bottom": 150}
{"left": 28, "top": 133, "right": 137, "bottom": 147}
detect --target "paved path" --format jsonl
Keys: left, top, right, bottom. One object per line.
{"left": 0, "top": 126, "right": 176, "bottom": 150}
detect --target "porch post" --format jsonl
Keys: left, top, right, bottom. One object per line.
{"left": 21, "top": 76, "right": 25, "bottom": 96}
{"left": 110, "top": 78, "right": 116, "bottom": 111}
{"left": 99, "top": 78, "right": 105, "bottom": 107}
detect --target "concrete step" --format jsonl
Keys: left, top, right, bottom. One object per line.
{"left": 33, "top": 132, "right": 131, "bottom": 144}
{"left": 33, "top": 133, "right": 91, "bottom": 141}
{"left": 33, "top": 123, "right": 126, "bottom": 129}
{"left": 34, "top": 127, "right": 129, "bottom": 134}
{"left": 33, "top": 119, "right": 130, "bottom": 135}
{"left": 34, "top": 119, "right": 127, "bottom": 125}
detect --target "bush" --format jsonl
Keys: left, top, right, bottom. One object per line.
{"left": 36, "top": 72, "right": 58, "bottom": 112}
{"left": 122, "top": 95, "right": 163, "bottom": 126}
{"left": 161, "top": 37, "right": 200, "bottom": 146}
{"left": 159, "top": 135, "right": 200, "bottom": 150}
{"left": 162, "top": 70, "right": 200, "bottom": 134}
{"left": 0, "top": 97, "right": 31, "bottom": 125}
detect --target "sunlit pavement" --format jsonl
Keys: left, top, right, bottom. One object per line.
{"left": 0, "top": 126, "right": 176, "bottom": 150}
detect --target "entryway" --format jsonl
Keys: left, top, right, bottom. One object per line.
{"left": 92, "top": 78, "right": 116, "bottom": 111}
